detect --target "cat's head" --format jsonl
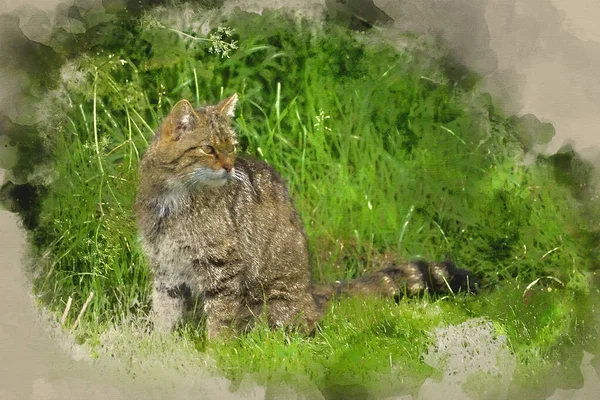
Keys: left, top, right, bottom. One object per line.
{"left": 151, "top": 94, "right": 239, "bottom": 188}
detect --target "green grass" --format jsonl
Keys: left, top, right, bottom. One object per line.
{"left": 5, "top": 4, "right": 600, "bottom": 398}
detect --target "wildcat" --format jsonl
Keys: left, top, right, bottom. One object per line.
{"left": 134, "top": 94, "right": 477, "bottom": 339}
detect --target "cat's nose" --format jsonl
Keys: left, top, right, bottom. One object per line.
{"left": 222, "top": 163, "right": 233, "bottom": 172}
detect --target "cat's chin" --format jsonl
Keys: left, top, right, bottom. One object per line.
{"left": 201, "top": 178, "right": 228, "bottom": 188}
{"left": 186, "top": 168, "right": 231, "bottom": 188}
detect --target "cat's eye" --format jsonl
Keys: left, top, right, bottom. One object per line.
{"left": 199, "top": 145, "right": 216, "bottom": 155}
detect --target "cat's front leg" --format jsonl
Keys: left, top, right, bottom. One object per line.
{"left": 152, "top": 280, "right": 192, "bottom": 334}
{"left": 203, "top": 292, "right": 247, "bottom": 340}
{"left": 266, "top": 292, "right": 321, "bottom": 334}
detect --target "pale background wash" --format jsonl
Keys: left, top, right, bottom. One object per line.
{"left": 1, "top": 0, "right": 600, "bottom": 399}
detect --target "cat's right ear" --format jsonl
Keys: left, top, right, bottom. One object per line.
{"left": 215, "top": 93, "right": 238, "bottom": 117}
{"left": 161, "top": 99, "right": 197, "bottom": 141}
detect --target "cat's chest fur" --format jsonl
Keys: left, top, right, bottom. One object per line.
{"left": 145, "top": 187, "right": 244, "bottom": 288}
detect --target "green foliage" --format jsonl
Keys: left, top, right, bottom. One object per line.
{"left": 7, "top": 4, "right": 600, "bottom": 397}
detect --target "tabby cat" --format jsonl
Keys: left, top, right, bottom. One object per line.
{"left": 134, "top": 94, "right": 477, "bottom": 339}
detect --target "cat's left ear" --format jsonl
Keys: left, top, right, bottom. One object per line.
{"left": 162, "top": 99, "right": 197, "bottom": 141}
{"left": 215, "top": 93, "right": 238, "bottom": 117}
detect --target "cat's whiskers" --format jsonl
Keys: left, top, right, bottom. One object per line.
{"left": 232, "top": 168, "right": 257, "bottom": 196}
{"left": 178, "top": 166, "right": 231, "bottom": 189}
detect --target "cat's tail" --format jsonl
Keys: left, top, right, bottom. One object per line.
{"left": 310, "top": 259, "right": 479, "bottom": 310}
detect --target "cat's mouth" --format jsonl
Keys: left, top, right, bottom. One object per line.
{"left": 186, "top": 167, "right": 233, "bottom": 188}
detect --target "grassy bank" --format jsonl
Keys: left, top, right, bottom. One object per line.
{"left": 4, "top": 3, "right": 600, "bottom": 398}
